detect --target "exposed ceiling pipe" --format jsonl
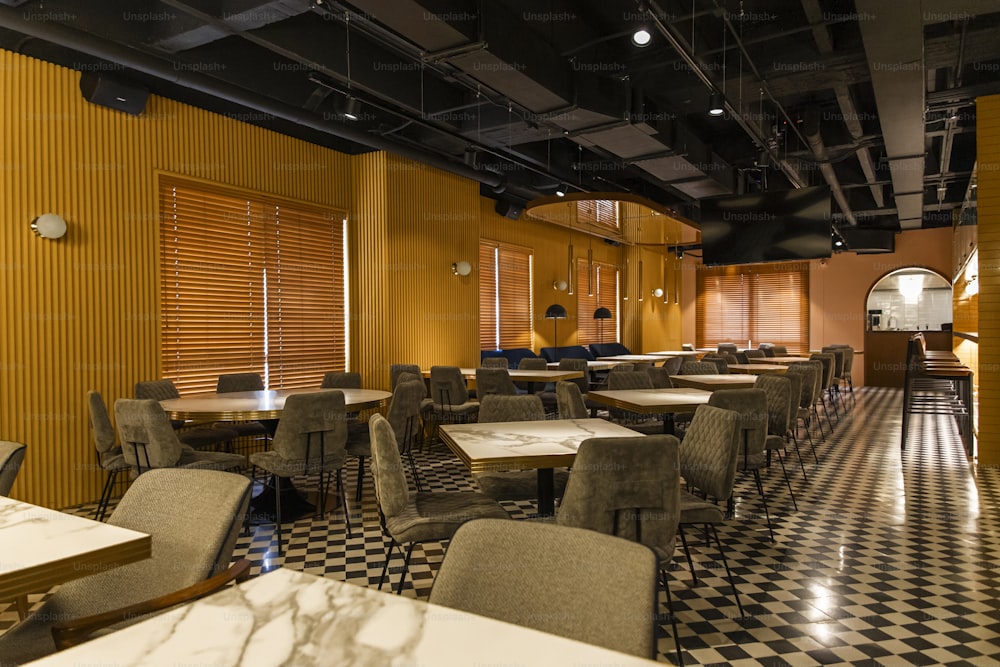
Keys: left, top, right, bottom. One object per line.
{"left": 803, "top": 109, "right": 858, "bottom": 227}
{"left": 936, "top": 20, "right": 968, "bottom": 210}
{"left": 0, "top": 4, "right": 503, "bottom": 190}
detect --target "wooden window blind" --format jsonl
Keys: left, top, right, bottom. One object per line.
{"left": 479, "top": 240, "right": 533, "bottom": 350}
{"left": 160, "top": 176, "right": 346, "bottom": 393}
{"left": 576, "top": 258, "right": 619, "bottom": 344}
{"left": 576, "top": 200, "right": 619, "bottom": 231}
{"left": 696, "top": 263, "right": 809, "bottom": 354}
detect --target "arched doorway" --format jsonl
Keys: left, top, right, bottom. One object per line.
{"left": 864, "top": 267, "right": 953, "bottom": 386}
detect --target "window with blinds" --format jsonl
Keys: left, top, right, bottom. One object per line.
{"left": 576, "top": 258, "right": 619, "bottom": 344}
{"left": 576, "top": 200, "right": 619, "bottom": 231}
{"left": 479, "top": 240, "right": 533, "bottom": 350}
{"left": 696, "top": 263, "right": 809, "bottom": 354}
{"left": 160, "top": 176, "right": 346, "bottom": 393}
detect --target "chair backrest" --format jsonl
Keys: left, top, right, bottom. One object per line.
{"left": 707, "top": 389, "right": 768, "bottom": 466}
{"left": 555, "top": 381, "right": 588, "bottom": 419}
{"left": 798, "top": 360, "right": 825, "bottom": 403}
{"left": 734, "top": 351, "right": 750, "bottom": 364}
{"left": 821, "top": 347, "right": 845, "bottom": 377}
{"left": 679, "top": 404, "right": 741, "bottom": 501}
{"left": 785, "top": 363, "right": 818, "bottom": 408}
{"left": 321, "top": 371, "right": 362, "bottom": 389}
{"left": 783, "top": 373, "right": 802, "bottom": 431}
{"left": 216, "top": 373, "right": 264, "bottom": 393}
{"left": 44, "top": 468, "right": 251, "bottom": 620}
{"left": 559, "top": 435, "right": 680, "bottom": 556}
{"left": 557, "top": 357, "right": 589, "bottom": 394}
{"left": 771, "top": 345, "right": 789, "bottom": 356}
{"left": 518, "top": 357, "right": 548, "bottom": 371}
{"left": 758, "top": 344, "right": 776, "bottom": 357}
{"left": 608, "top": 371, "right": 654, "bottom": 390}
{"left": 809, "top": 353, "right": 835, "bottom": 389}
{"left": 645, "top": 366, "right": 673, "bottom": 389}
{"left": 429, "top": 366, "right": 471, "bottom": 405}
{"left": 717, "top": 343, "right": 738, "bottom": 354}
{"left": 744, "top": 349, "right": 765, "bottom": 359}
{"left": 475, "top": 367, "right": 517, "bottom": 397}
{"left": 114, "top": 398, "right": 184, "bottom": 469}
{"left": 700, "top": 354, "right": 730, "bottom": 374}
{"left": 430, "top": 518, "right": 659, "bottom": 659}
{"left": 134, "top": 379, "right": 180, "bottom": 400}
{"left": 87, "top": 391, "right": 118, "bottom": 458}
{"left": 386, "top": 380, "right": 426, "bottom": 449}
{"left": 481, "top": 356, "right": 509, "bottom": 369}
{"left": 395, "top": 372, "right": 426, "bottom": 396}
{"left": 368, "top": 413, "right": 411, "bottom": 520}
{"left": 390, "top": 364, "right": 422, "bottom": 389}
{"left": 754, "top": 375, "right": 792, "bottom": 437}
{"left": 680, "top": 361, "right": 718, "bottom": 375}
{"left": 0, "top": 441, "right": 27, "bottom": 496}
{"left": 478, "top": 394, "right": 545, "bottom": 422}
{"left": 840, "top": 346, "right": 854, "bottom": 374}
{"left": 270, "top": 390, "right": 347, "bottom": 462}
{"left": 660, "top": 356, "right": 684, "bottom": 375}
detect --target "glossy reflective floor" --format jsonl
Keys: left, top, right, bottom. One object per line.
{"left": 4, "top": 387, "right": 999, "bottom": 665}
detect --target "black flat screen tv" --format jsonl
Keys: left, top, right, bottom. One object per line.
{"left": 699, "top": 186, "right": 832, "bottom": 266}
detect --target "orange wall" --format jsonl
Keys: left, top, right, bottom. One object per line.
{"left": 977, "top": 94, "right": 1000, "bottom": 466}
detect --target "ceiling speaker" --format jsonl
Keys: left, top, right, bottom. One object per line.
{"left": 842, "top": 228, "right": 895, "bottom": 254}
{"left": 79, "top": 73, "right": 148, "bottom": 116}
{"left": 494, "top": 199, "right": 524, "bottom": 220}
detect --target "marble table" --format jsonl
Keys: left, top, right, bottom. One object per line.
{"left": 728, "top": 363, "right": 787, "bottom": 375}
{"left": 586, "top": 388, "right": 712, "bottom": 433}
{"left": 669, "top": 374, "right": 758, "bottom": 391}
{"left": 545, "top": 359, "right": 621, "bottom": 371}
{"left": 594, "top": 354, "right": 667, "bottom": 363}
{"left": 159, "top": 387, "right": 391, "bottom": 421}
{"left": 421, "top": 367, "right": 585, "bottom": 382}
{"left": 0, "top": 496, "right": 150, "bottom": 603}
{"left": 27, "top": 567, "right": 659, "bottom": 666}
{"left": 645, "top": 350, "right": 701, "bottom": 357}
{"left": 439, "top": 418, "right": 641, "bottom": 515}
{"left": 755, "top": 356, "right": 815, "bottom": 365}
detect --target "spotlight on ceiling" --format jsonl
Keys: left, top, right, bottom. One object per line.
{"left": 555, "top": 182, "right": 568, "bottom": 197}
{"left": 343, "top": 96, "right": 360, "bottom": 121}
{"left": 632, "top": 28, "right": 652, "bottom": 47}
{"left": 708, "top": 91, "right": 725, "bottom": 117}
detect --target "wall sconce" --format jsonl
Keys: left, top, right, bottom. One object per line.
{"left": 31, "top": 213, "right": 68, "bottom": 239}
{"left": 452, "top": 261, "right": 472, "bottom": 276}
{"left": 651, "top": 288, "right": 664, "bottom": 299}
{"left": 553, "top": 280, "right": 568, "bottom": 291}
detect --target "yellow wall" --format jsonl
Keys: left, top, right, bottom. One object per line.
{"left": 977, "top": 94, "right": 1000, "bottom": 466}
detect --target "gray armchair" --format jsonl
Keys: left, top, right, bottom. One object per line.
{"left": 134, "top": 379, "right": 240, "bottom": 449}
{"left": 87, "top": 391, "right": 131, "bottom": 520}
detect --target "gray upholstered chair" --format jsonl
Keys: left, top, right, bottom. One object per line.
{"left": 368, "top": 414, "right": 508, "bottom": 593}
{"left": 87, "top": 391, "right": 131, "bottom": 520}
{"left": 556, "top": 435, "right": 683, "bottom": 663}
{"left": 114, "top": 399, "right": 246, "bottom": 475}
{"left": 661, "top": 355, "right": 684, "bottom": 375}
{"left": 134, "top": 379, "right": 240, "bottom": 449}
{"left": 676, "top": 404, "right": 744, "bottom": 616}
{"left": 481, "top": 356, "right": 509, "bottom": 369}
{"left": 515, "top": 356, "right": 548, "bottom": 394}
{"left": 785, "top": 362, "right": 822, "bottom": 461}
{"left": 646, "top": 365, "right": 674, "bottom": 388}
{"left": 679, "top": 361, "right": 719, "bottom": 375}
{"left": 472, "top": 395, "right": 570, "bottom": 503}
{"left": 0, "top": 468, "right": 252, "bottom": 662}
{"left": 424, "top": 365, "right": 479, "bottom": 423}
{"left": 771, "top": 345, "right": 789, "bottom": 356}
{"left": 717, "top": 343, "right": 739, "bottom": 355}
{"left": 475, "top": 367, "right": 517, "bottom": 397}
{"left": 700, "top": 353, "right": 730, "bottom": 373}
{"left": 744, "top": 349, "right": 766, "bottom": 359}
{"left": 708, "top": 389, "right": 775, "bottom": 541}
{"left": 555, "top": 380, "right": 588, "bottom": 419}
{"left": 734, "top": 351, "right": 750, "bottom": 364}
{"left": 810, "top": 352, "right": 839, "bottom": 423}
{"left": 607, "top": 371, "right": 662, "bottom": 435}
{"left": 389, "top": 363, "right": 422, "bottom": 389}
{"left": 821, "top": 346, "right": 848, "bottom": 411}
{"left": 781, "top": 371, "right": 809, "bottom": 479}
{"left": 346, "top": 378, "right": 426, "bottom": 501}
{"left": 754, "top": 375, "right": 799, "bottom": 510}
{"left": 215, "top": 373, "right": 273, "bottom": 439}
{"left": 248, "top": 390, "right": 351, "bottom": 553}
{"left": 321, "top": 371, "right": 361, "bottom": 389}
{"left": 838, "top": 346, "right": 855, "bottom": 398}
{"left": 0, "top": 441, "right": 26, "bottom": 496}
{"left": 430, "top": 518, "right": 660, "bottom": 660}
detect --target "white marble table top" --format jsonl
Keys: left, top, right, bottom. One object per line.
{"left": 159, "top": 387, "right": 391, "bottom": 421}
{"left": 28, "top": 567, "right": 659, "bottom": 666}
{"left": 728, "top": 363, "right": 788, "bottom": 374}
{"left": 439, "top": 418, "right": 642, "bottom": 473}
{"left": 595, "top": 354, "right": 666, "bottom": 362}
{"left": 546, "top": 359, "right": 621, "bottom": 370}
{"left": 669, "top": 374, "right": 758, "bottom": 390}
{"left": 0, "top": 496, "right": 150, "bottom": 601}
{"left": 756, "top": 356, "right": 815, "bottom": 365}
{"left": 422, "top": 367, "right": 584, "bottom": 381}
{"left": 586, "top": 388, "right": 712, "bottom": 414}
{"left": 644, "top": 350, "right": 700, "bottom": 357}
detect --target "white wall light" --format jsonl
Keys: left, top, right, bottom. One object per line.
{"left": 31, "top": 213, "right": 68, "bottom": 239}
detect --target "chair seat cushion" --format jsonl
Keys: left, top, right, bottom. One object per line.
{"left": 249, "top": 449, "right": 346, "bottom": 476}
{"left": 473, "top": 469, "right": 570, "bottom": 501}
{"left": 764, "top": 434, "right": 785, "bottom": 451}
{"left": 679, "top": 490, "right": 726, "bottom": 524}
{"left": 101, "top": 449, "right": 132, "bottom": 472}
{"left": 386, "top": 491, "right": 509, "bottom": 544}
{"left": 176, "top": 449, "right": 246, "bottom": 471}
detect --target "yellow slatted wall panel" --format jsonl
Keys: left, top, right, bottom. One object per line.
{"left": 977, "top": 94, "right": 1000, "bottom": 466}
{"left": 0, "top": 51, "right": 351, "bottom": 507}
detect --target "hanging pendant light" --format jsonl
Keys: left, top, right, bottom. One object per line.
{"left": 587, "top": 246, "right": 594, "bottom": 297}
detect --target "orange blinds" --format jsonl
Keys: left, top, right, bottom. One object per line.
{"left": 480, "top": 240, "right": 533, "bottom": 350}
{"left": 576, "top": 199, "right": 619, "bottom": 232}
{"left": 160, "top": 176, "right": 345, "bottom": 393}
{"left": 576, "top": 258, "right": 619, "bottom": 344}
{"left": 696, "top": 263, "right": 809, "bottom": 354}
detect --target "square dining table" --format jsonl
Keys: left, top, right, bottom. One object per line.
{"left": 439, "top": 418, "right": 641, "bottom": 516}
{"left": 727, "top": 363, "right": 788, "bottom": 375}
{"left": 755, "top": 356, "right": 815, "bottom": 365}
{"left": 0, "top": 496, "right": 150, "bottom": 605}
{"left": 585, "top": 387, "right": 713, "bottom": 435}
{"left": 669, "top": 374, "right": 759, "bottom": 391}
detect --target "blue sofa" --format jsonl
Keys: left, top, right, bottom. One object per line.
{"left": 539, "top": 345, "right": 595, "bottom": 363}
{"left": 480, "top": 348, "right": 540, "bottom": 369}
{"left": 588, "top": 342, "right": 631, "bottom": 358}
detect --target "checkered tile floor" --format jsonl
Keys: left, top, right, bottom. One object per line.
{"left": 4, "top": 387, "right": 999, "bottom": 665}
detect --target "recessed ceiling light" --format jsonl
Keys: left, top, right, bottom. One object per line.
{"left": 632, "top": 28, "right": 652, "bottom": 47}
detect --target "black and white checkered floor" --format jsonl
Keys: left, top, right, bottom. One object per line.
{"left": 5, "top": 386, "right": 999, "bottom": 665}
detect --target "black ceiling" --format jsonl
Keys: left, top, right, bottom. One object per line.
{"left": 1, "top": 0, "right": 997, "bottom": 237}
